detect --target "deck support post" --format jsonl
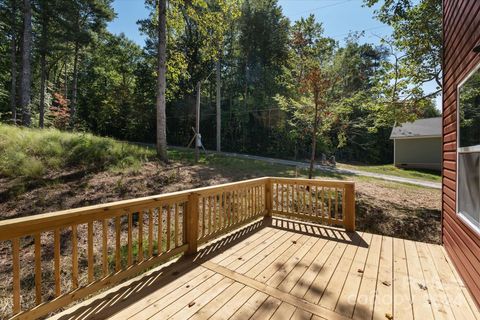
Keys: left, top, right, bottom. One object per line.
{"left": 186, "top": 192, "right": 199, "bottom": 255}
{"left": 344, "top": 183, "right": 356, "bottom": 232}
{"left": 265, "top": 178, "right": 272, "bottom": 217}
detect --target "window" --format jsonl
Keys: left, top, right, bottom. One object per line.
{"left": 457, "top": 64, "right": 480, "bottom": 231}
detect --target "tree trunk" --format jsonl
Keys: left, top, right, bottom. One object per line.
{"left": 20, "top": 0, "right": 32, "bottom": 127}
{"left": 39, "top": 4, "right": 48, "bottom": 128}
{"left": 216, "top": 60, "right": 221, "bottom": 152}
{"left": 9, "top": 0, "right": 17, "bottom": 124}
{"left": 309, "top": 101, "right": 319, "bottom": 179}
{"left": 156, "top": 0, "right": 168, "bottom": 161}
{"left": 70, "top": 41, "right": 79, "bottom": 126}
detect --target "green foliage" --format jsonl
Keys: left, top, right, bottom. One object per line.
{"left": 0, "top": 124, "right": 155, "bottom": 179}
{"left": 0, "top": 0, "right": 442, "bottom": 167}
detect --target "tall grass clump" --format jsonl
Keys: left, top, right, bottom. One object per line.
{"left": 0, "top": 124, "right": 156, "bottom": 179}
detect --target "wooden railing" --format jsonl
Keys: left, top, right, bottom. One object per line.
{"left": 0, "top": 177, "right": 354, "bottom": 319}
{"left": 271, "top": 178, "right": 355, "bottom": 231}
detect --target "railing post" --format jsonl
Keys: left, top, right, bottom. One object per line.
{"left": 186, "top": 192, "right": 199, "bottom": 255}
{"left": 265, "top": 178, "right": 272, "bottom": 217}
{"left": 344, "top": 183, "right": 356, "bottom": 232}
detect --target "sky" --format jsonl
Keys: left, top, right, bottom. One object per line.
{"left": 108, "top": 0, "right": 441, "bottom": 109}
{"left": 108, "top": 0, "right": 391, "bottom": 47}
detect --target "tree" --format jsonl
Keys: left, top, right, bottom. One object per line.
{"left": 19, "top": 0, "right": 32, "bottom": 126}
{"left": 64, "top": 0, "right": 114, "bottom": 126}
{"left": 8, "top": 0, "right": 19, "bottom": 124}
{"left": 302, "top": 68, "right": 335, "bottom": 178}
{"left": 156, "top": 0, "right": 168, "bottom": 161}
{"left": 279, "top": 16, "right": 336, "bottom": 178}
{"left": 364, "top": 0, "right": 442, "bottom": 92}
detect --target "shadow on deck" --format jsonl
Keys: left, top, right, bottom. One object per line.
{"left": 52, "top": 217, "right": 479, "bottom": 320}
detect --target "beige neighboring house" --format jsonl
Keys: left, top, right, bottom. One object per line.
{"left": 390, "top": 117, "right": 442, "bottom": 171}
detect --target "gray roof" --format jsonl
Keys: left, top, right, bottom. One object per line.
{"left": 390, "top": 117, "right": 442, "bottom": 139}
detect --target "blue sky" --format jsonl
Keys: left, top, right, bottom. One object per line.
{"left": 108, "top": 0, "right": 441, "bottom": 109}
{"left": 108, "top": 0, "right": 391, "bottom": 46}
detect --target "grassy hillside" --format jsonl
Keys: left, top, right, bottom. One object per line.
{"left": 0, "top": 124, "right": 155, "bottom": 179}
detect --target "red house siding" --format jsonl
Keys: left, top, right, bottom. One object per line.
{"left": 443, "top": 0, "right": 480, "bottom": 307}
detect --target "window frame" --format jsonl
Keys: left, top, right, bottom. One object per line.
{"left": 456, "top": 61, "right": 480, "bottom": 235}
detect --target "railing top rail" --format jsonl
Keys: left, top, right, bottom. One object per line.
{"left": 0, "top": 177, "right": 270, "bottom": 240}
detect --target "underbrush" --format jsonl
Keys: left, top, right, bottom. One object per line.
{"left": 0, "top": 124, "right": 156, "bottom": 179}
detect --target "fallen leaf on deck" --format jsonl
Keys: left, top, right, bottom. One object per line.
{"left": 382, "top": 281, "right": 391, "bottom": 286}
{"left": 188, "top": 301, "right": 196, "bottom": 307}
{"left": 385, "top": 313, "right": 393, "bottom": 320}
{"left": 357, "top": 269, "right": 364, "bottom": 273}
{"left": 418, "top": 283, "right": 428, "bottom": 290}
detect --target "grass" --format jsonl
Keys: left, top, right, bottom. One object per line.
{"left": 337, "top": 163, "right": 441, "bottom": 183}
{"left": 0, "top": 124, "right": 156, "bottom": 179}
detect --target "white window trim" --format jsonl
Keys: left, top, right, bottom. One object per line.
{"left": 456, "top": 62, "right": 480, "bottom": 236}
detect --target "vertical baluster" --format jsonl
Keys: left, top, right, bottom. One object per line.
{"left": 149, "top": 209, "right": 154, "bottom": 257}
{"left": 54, "top": 229, "right": 61, "bottom": 297}
{"left": 227, "top": 192, "right": 231, "bottom": 225}
{"left": 202, "top": 197, "right": 206, "bottom": 237}
{"left": 328, "top": 189, "right": 332, "bottom": 225}
{"left": 208, "top": 196, "right": 212, "bottom": 234}
{"left": 230, "top": 191, "right": 235, "bottom": 221}
{"left": 321, "top": 187, "right": 325, "bottom": 224}
{"left": 88, "top": 221, "right": 94, "bottom": 283}
{"left": 303, "top": 185, "right": 306, "bottom": 213}
{"left": 213, "top": 195, "right": 217, "bottom": 233}
{"left": 244, "top": 189, "right": 248, "bottom": 219}
{"left": 274, "top": 183, "right": 277, "bottom": 212}
{"left": 254, "top": 187, "right": 256, "bottom": 215}
{"left": 139, "top": 211, "right": 144, "bottom": 260}
{"left": 231, "top": 191, "right": 235, "bottom": 224}
{"left": 255, "top": 186, "right": 260, "bottom": 215}
{"left": 115, "top": 217, "right": 121, "bottom": 271}
{"left": 174, "top": 204, "right": 179, "bottom": 247}
{"left": 72, "top": 224, "right": 79, "bottom": 287}
{"left": 335, "top": 188, "right": 339, "bottom": 221}
{"left": 166, "top": 205, "right": 171, "bottom": 251}
{"left": 218, "top": 193, "right": 225, "bottom": 230}
{"left": 280, "top": 184, "right": 283, "bottom": 212}
{"left": 236, "top": 191, "right": 239, "bottom": 223}
{"left": 127, "top": 213, "right": 132, "bottom": 265}
{"left": 248, "top": 188, "right": 251, "bottom": 217}
{"left": 308, "top": 185, "right": 314, "bottom": 216}
{"left": 315, "top": 186, "right": 319, "bottom": 217}
{"left": 253, "top": 187, "right": 256, "bottom": 215}
{"left": 12, "top": 238, "right": 20, "bottom": 314}
{"left": 158, "top": 207, "right": 163, "bottom": 255}
{"left": 183, "top": 203, "right": 187, "bottom": 245}
{"left": 34, "top": 233, "right": 41, "bottom": 305}
{"left": 286, "top": 184, "right": 290, "bottom": 213}
{"left": 102, "top": 219, "right": 108, "bottom": 276}
{"left": 342, "top": 188, "right": 346, "bottom": 222}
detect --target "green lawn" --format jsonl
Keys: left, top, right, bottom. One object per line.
{"left": 337, "top": 163, "right": 441, "bottom": 183}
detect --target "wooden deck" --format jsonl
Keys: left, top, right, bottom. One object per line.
{"left": 52, "top": 217, "right": 479, "bottom": 320}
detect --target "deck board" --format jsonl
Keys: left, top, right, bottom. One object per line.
{"left": 52, "top": 218, "right": 480, "bottom": 320}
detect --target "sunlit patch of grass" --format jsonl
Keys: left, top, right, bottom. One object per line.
{"left": 0, "top": 124, "right": 156, "bottom": 180}
{"left": 337, "top": 163, "right": 441, "bottom": 182}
